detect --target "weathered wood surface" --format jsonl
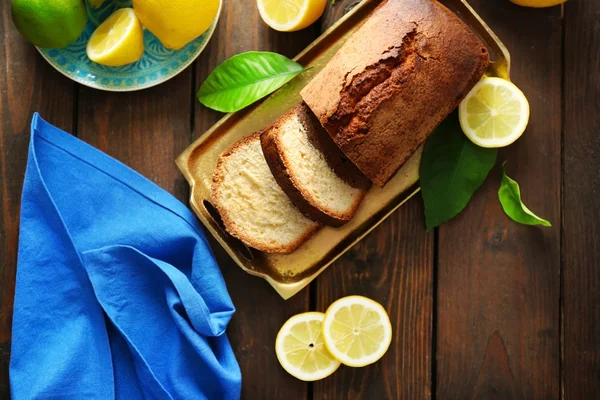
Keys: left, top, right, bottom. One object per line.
{"left": 436, "top": 2, "right": 563, "bottom": 399}
{"left": 0, "top": 11, "right": 76, "bottom": 396}
{"left": 1, "top": 0, "right": 599, "bottom": 399}
{"left": 563, "top": 0, "right": 600, "bottom": 397}
{"left": 314, "top": 199, "right": 433, "bottom": 399}
{"left": 313, "top": 3, "right": 433, "bottom": 399}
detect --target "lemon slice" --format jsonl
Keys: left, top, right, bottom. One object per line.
{"left": 86, "top": 8, "right": 144, "bottom": 67}
{"left": 257, "top": 0, "right": 327, "bottom": 32}
{"left": 322, "top": 296, "right": 392, "bottom": 367}
{"left": 459, "top": 77, "right": 530, "bottom": 148}
{"left": 510, "top": 0, "right": 566, "bottom": 7}
{"left": 275, "top": 312, "right": 341, "bottom": 381}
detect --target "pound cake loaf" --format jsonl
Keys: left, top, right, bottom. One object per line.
{"left": 211, "top": 134, "right": 320, "bottom": 254}
{"left": 300, "top": 0, "right": 490, "bottom": 187}
{"left": 261, "top": 103, "right": 371, "bottom": 227}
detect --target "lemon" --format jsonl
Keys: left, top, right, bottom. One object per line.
{"left": 11, "top": 0, "right": 88, "bottom": 48}
{"left": 275, "top": 312, "right": 341, "bottom": 381}
{"left": 322, "top": 296, "right": 392, "bottom": 367}
{"left": 459, "top": 77, "right": 530, "bottom": 148}
{"left": 257, "top": 0, "right": 327, "bottom": 32}
{"left": 510, "top": 0, "right": 566, "bottom": 7}
{"left": 86, "top": 8, "right": 144, "bottom": 67}
{"left": 88, "top": 0, "right": 105, "bottom": 9}
{"left": 132, "top": 0, "right": 220, "bottom": 50}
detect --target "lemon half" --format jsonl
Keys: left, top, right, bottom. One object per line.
{"left": 257, "top": 0, "right": 327, "bottom": 32}
{"left": 459, "top": 77, "right": 530, "bottom": 148}
{"left": 86, "top": 8, "right": 144, "bottom": 67}
{"left": 275, "top": 312, "right": 341, "bottom": 381}
{"left": 322, "top": 296, "right": 392, "bottom": 367}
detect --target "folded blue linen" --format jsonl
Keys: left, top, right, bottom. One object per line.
{"left": 10, "top": 114, "right": 241, "bottom": 399}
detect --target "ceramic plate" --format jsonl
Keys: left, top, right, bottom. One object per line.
{"left": 37, "top": 0, "right": 221, "bottom": 92}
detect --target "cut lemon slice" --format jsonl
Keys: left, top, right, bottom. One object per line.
{"left": 322, "top": 296, "right": 392, "bottom": 367}
{"left": 459, "top": 77, "right": 530, "bottom": 148}
{"left": 86, "top": 8, "right": 144, "bottom": 67}
{"left": 257, "top": 0, "right": 327, "bottom": 32}
{"left": 275, "top": 312, "right": 341, "bottom": 381}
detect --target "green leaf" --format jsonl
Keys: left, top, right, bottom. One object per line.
{"left": 498, "top": 163, "right": 551, "bottom": 227}
{"left": 197, "top": 51, "right": 308, "bottom": 113}
{"left": 420, "top": 113, "right": 497, "bottom": 230}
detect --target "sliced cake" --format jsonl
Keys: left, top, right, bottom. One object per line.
{"left": 211, "top": 133, "right": 320, "bottom": 254}
{"left": 261, "top": 103, "right": 371, "bottom": 227}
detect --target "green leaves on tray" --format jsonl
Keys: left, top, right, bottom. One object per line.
{"left": 420, "top": 113, "right": 497, "bottom": 230}
{"left": 197, "top": 51, "right": 309, "bottom": 113}
{"left": 498, "top": 163, "right": 551, "bottom": 227}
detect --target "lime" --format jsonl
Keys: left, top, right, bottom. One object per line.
{"left": 11, "top": 0, "right": 88, "bottom": 49}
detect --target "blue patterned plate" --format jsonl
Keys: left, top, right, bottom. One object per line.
{"left": 37, "top": 0, "right": 221, "bottom": 91}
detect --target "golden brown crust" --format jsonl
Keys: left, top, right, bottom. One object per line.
{"left": 211, "top": 133, "right": 320, "bottom": 254}
{"left": 261, "top": 103, "right": 370, "bottom": 227}
{"left": 300, "top": 0, "right": 491, "bottom": 187}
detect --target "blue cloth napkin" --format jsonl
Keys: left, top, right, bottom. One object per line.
{"left": 10, "top": 114, "right": 241, "bottom": 400}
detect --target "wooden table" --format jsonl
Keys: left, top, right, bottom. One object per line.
{"left": 1, "top": 0, "right": 598, "bottom": 398}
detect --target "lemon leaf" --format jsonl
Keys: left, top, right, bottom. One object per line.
{"left": 420, "top": 113, "right": 497, "bottom": 230}
{"left": 498, "top": 163, "right": 551, "bottom": 227}
{"left": 197, "top": 51, "right": 309, "bottom": 113}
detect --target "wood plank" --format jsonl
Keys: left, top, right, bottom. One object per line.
{"left": 436, "top": 2, "right": 562, "bottom": 399}
{"left": 0, "top": 10, "right": 76, "bottom": 396}
{"left": 313, "top": 2, "right": 433, "bottom": 398}
{"left": 314, "top": 198, "right": 433, "bottom": 399}
{"left": 76, "top": 70, "right": 193, "bottom": 201}
{"left": 563, "top": 0, "right": 600, "bottom": 397}
{"left": 192, "top": 2, "right": 319, "bottom": 398}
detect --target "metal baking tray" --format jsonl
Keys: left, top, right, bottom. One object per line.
{"left": 177, "top": 0, "right": 510, "bottom": 299}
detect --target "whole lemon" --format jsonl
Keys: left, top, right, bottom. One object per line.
{"left": 510, "top": 0, "right": 566, "bottom": 7}
{"left": 11, "top": 0, "right": 88, "bottom": 49}
{"left": 132, "top": 0, "right": 221, "bottom": 50}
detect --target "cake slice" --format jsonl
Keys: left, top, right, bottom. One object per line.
{"left": 211, "top": 134, "right": 320, "bottom": 254}
{"left": 261, "top": 103, "right": 371, "bottom": 227}
{"left": 300, "top": 0, "right": 490, "bottom": 187}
